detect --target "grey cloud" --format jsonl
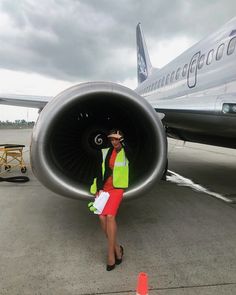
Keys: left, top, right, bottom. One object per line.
{"left": 0, "top": 0, "right": 235, "bottom": 84}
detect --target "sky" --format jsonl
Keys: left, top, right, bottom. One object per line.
{"left": 0, "top": 0, "right": 236, "bottom": 121}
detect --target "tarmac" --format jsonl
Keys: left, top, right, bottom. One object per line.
{"left": 0, "top": 128, "right": 236, "bottom": 295}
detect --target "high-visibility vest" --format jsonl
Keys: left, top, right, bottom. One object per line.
{"left": 90, "top": 148, "right": 129, "bottom": 194}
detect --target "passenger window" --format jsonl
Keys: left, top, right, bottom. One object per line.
{"left": 206, "top": 49, "right": 214, "bottom": 65}
{"left": 165, "top": 74, "right": 170, "bottom": 85}
{"left": 170, "top": 71, "right": 175, "bottom": 82}
{"left": 158, "top": 79, "right": 162, "bottom": 88}
{"left": 182, "top": 64, "right": 188, "bottom": 77}
{"left": 190, "top": 59, "right": 197, "bottom": 73}
{"left": 175, "top": 67, "right": 181, "bottom": 80}
{"left": 198, "top": 54, "right": 205, "bottom": 69}
{"left": 230, "top": 30, "right": 236, "bottom": 37}
{"left": 154, "top": 81, "right": 158, "bottom": 90}
{"left": 161, "top": 76, "right": 165, "bottom": 87}
{"left": 227, "top": 37, "right": 236, "bottom": 55}
{"left": 216, "top": 43, "right": 225, "bottom": 60}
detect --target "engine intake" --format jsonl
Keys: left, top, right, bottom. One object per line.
{"left": 31, "top": 82, "right": 167, "bottom": 200}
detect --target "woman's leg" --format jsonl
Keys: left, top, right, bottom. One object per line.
{"left": 99, "top": 215, "right": 107, "bottom": 237}
{"left": 100, "top": 215, "right": 121, "bottom": 262}
{"left": 106, "top": 214, "right": 118, "bottom": 265}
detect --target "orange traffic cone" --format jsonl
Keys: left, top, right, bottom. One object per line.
{"left": 136, "top": 272, "right": 148, "bottom": 295}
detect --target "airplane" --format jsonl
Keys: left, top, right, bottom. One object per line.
{"left": 1, "top": 17, "right": 236, "bottom": 201}
{"left": 136, "top": 18, "right": 236, "bottom": 149}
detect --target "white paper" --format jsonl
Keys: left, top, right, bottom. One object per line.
{"left": 93, "top": 191, "right": 110, "bottom": 214}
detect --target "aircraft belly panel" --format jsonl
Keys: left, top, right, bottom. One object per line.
{"left": 163, "top": 108, "right": 236, "bottom": 148}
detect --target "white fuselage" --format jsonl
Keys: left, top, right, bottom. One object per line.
{"left": 135, "top": 17, "right": 236, "bottom": 147}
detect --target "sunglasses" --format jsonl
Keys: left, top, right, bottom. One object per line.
{"left": 109, "top": 137, "right": 120, "bottom": 141}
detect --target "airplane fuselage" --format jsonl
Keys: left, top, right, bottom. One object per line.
{"left": 136, "top": 18, "right": 236, "bottom": 148}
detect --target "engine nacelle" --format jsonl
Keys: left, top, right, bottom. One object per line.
{"left": 31, "top": 82, "right": 167, "bottom": 200}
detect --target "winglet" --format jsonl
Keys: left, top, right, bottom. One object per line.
{"left": 136, "top": 23, "right": 152, "bottom": 84}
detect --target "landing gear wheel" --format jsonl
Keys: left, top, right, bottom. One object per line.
{"left": 21, "top": 167, "right": 27, "bottom": 173}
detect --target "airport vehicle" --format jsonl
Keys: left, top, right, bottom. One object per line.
{"left": 0, "top": 18, "right": 236, "bottom": 200}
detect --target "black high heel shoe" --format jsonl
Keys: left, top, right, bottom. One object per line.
{"left": 106, "top": 263, "right": 115, "bottom": 271}
{"left": 115, "top": 245, "right": 124, "bottom": 265}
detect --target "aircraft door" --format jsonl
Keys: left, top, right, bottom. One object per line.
{"left": 187, "top": 51, "right": 200, "bottom": 88}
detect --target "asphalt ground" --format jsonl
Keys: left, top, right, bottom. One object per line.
{"left": 0, "top": 129, "right": 236, "bottom": 295}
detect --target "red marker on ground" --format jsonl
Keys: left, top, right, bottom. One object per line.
{"left": 136, "top": 272, "right": 148, "bottom": 295}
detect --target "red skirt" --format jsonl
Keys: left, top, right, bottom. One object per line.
{"left": 100, "top": 175, "right": 124, "bottom": 216}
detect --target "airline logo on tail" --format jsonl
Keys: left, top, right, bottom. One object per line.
{"left": 137, "top": 47, "right": 148, "bottom": 83}
{"left": 136, "top": 23, "right": 152, "bottom": 84}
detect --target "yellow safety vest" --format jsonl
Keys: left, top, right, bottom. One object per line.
{"left": 90, "top": 148, "right": 129, "bottom": 194}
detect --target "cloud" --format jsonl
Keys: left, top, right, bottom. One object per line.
{"left": 0, "top": 0, "right": 235, "bottom": 84}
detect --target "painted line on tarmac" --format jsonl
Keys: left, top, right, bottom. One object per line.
{"left": 80, "top": 282, "right": 236, "bottom": 294}
{"left": 167, "top": 170, "right": 234, "bottom": 203}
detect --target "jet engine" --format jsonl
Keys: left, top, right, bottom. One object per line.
{"left": 31, "top": 82, "right": 167, "bottom": 200}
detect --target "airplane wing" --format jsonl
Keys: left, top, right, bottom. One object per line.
{"left": 0, "top": 93, "right": 52, "bottom": 109}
